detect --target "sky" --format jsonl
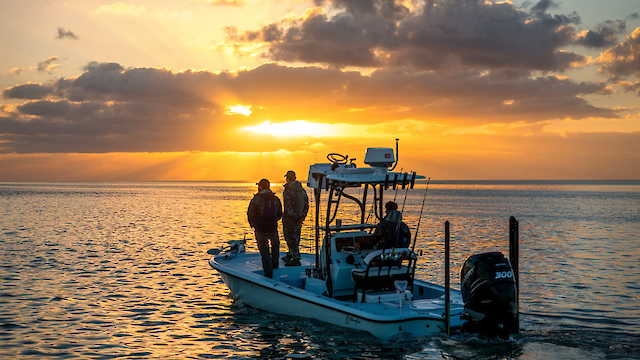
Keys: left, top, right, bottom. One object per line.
{"left": 1, "top": 0, "right": 639, "bottom": 181}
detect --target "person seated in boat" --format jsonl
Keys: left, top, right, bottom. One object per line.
{"left": 247, "top": 179, "right": 283, "bottom": 279}
{"left": 375, "top": 201, "right": 410, "bottom": 249}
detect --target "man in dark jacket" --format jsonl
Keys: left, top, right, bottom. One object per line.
{"left": 247, "top": 179, "right": 283, "bottom": 278}
{"left": 281, "top": 170, "right": 309, "bottom": 266}
{"left": 375, "top": 201, "right": 407, "bottom": 248}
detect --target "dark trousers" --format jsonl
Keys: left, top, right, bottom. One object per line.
{"left": 283, "top": 226, "right": 301, "bottom": 259}
{"left": 255, "top": 231, "right": 279, "bottom": 278}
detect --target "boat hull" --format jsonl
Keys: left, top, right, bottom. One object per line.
{"left": 210, "top": 252, "right": 465, "bottom": 340}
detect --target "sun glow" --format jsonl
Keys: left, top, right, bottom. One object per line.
{"left": 242, "top": 120, "right": 335, "bottom": 137}
{"left": 226, "top": 105, "right": 252, "bottom": 116}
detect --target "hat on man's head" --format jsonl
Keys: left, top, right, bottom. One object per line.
{"left": 285, "top": 170, "right": 296, "bottom": 179}
{"left": 385, "top": 201, "right": 398, "bottom": 211}
{"left": 256, "top": 179, "right": 270, "bottom": 188}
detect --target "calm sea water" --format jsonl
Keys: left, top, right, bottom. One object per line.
{"left": 1, "top": 181, "right": 639, "bottom": 359}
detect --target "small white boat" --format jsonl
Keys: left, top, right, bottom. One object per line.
{"left": 210, "top": 143, "right": 518, "bottom": 340}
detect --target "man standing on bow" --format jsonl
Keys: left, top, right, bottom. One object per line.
{"left": 281, "top": 170, "right": 309, "bottom": 266}
{"left": 248, "top": 179, "right": 282, "bottom": 278}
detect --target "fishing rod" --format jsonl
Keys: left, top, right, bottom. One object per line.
{"left": 393, "top": 171, "right": 412, "bottom": 248}
{"left": 411, "top": 177, "right": 431, "bottom": 252}
{"left": 393, "top": 168, "right": 403, "bottom": 202}
{"left": 400, "top": 172, "right": 410, "bottom": 213}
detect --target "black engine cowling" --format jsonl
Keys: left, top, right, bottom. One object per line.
{"left": 460, "top": 252, "right": 518, "bottom": 338}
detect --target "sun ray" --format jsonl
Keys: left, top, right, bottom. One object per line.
{"left": 242, "top": 120, "right": 336, "bottom": 137}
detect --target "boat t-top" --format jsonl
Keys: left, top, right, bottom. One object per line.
{"left": 209, "top": 141, "right": 519, "bottom": 340}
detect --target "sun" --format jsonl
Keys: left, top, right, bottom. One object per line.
{"left": 226, "top": 105, "right": 252, "bottom": 116}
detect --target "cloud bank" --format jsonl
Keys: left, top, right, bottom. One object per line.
{"left": 1, "top": 59, "right": 616, "bottom": 153}
{"left": 226, "top": 0, "right": 609, "bottom": 72}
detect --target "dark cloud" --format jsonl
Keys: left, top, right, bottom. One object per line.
{"left": 54, "top": 62, "right": 217, "bottom": 108}
{"left": 37, "top": 56, "right": 59, "bottom": 73}
{"left": 226, "top": 23, "right": 282, "bottom": 43}
{"left": 55, "top": 27, "right": 79, "bottom": 40}
{"left": 338, "top": 68, "right": 614, "bottom": 121}
{"left": 327, "top": 0, "right": 378, "bottom": 17}
{"left": 576, "top": 20, "right": 627, "bottom": 48}
{"left": 618, "top": 81, "right": 640, "bottom": 95}
{"left": 1, "top": 63, "right": 225, "bottom": 153}
{"left": 17, "top": 100, "right": 105, "bottom": 119}
{"left": 597, "top": 28, "right": 640, "bottom": 79}
{"left": 228, "top": 0, "right": 585, "bottom": 72}
{"left": 529, "top": 0, "right": 559, "bottom": 17}
{"left": 2, "top": 83, "right": 55, "bottom": 100}
{"left": 0, "top": 62, "right": 616, "bottom": 153}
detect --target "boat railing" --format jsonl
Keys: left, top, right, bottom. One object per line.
{"left": 318, "top": 223, "right": 377, "bottom": 232}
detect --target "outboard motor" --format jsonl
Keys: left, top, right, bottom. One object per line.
{"left": 460, "top": 252, "right": 518, "bottom": 339}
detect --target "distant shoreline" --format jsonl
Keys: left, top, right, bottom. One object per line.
{"left": 1, "top": 180, "right": 639, "bottom": 186}
{"left": 413, "top": 179, "right": 640, "bottom": 185}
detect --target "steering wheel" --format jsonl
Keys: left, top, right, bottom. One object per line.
{"left": 327, "top": 153, "right": 348, "bottom": 164}
{"left": 341, "top": 245, "right": 361, "bottom": 255}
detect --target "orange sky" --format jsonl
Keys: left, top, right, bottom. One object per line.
{"left": 1, "top": 0, "right": 639, "bottom": 181}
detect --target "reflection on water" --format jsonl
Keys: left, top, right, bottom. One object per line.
{"left": 1, "top": 181, "right": 639, "bottom": 359}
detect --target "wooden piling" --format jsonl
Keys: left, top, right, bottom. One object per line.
{"left": 509, "top": 216, "right": 520, "bottom": 333}
{"left": 445, "top": 221, "right": 451, "bottom": 336}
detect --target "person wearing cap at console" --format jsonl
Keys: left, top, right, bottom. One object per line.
{"left": 375, "top": 201, "right": 408, "bottom": 249}
{"left": 281, "top": 170, "right": 309, "bottom": 266}
{"left": 247, "top": 179, "right": 283, "bottom": 278}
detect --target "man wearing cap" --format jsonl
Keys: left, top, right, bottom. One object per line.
{"left": 375, "top": 201, "right": 408, "bottom": 248}
{"left": 281, "top": 170, "right": 309, "bottom": 266}
{"left": 247, "top": 179, "right": 283, "bottom": 278}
